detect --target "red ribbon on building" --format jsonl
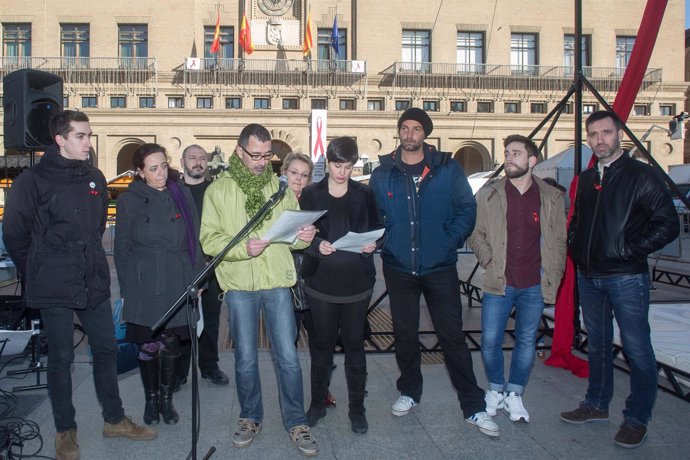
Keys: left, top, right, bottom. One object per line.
{"left": 313, "top": 117, "right": 325, "bottom": 157}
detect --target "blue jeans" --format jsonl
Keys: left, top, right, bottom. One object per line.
{"left": 226, "top": 288, "right": 307, "bottom": 431}
{"left": 481, "top": 284, "right": 545, "bottom": 395}
{"left": 577, "top": 271, "right": 656, "bottom": 426}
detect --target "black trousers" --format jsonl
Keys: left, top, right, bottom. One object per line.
{"left": 382, "top": 264, "right": 485, "bottom": 418}
{"left": 307, "top": 295, "right": 370, "bottom": 369}
{"left": 179, "top": 274, "right": 223, "bottom": 376}
{"left": 294, "top": 308, "right": 315, "bottom": 347}
{"left": 40, "top": 299, "right": 125, "bottom": 432}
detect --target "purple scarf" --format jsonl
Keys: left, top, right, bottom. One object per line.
{"left": 166, "top": 178, "right": 197, "bottom": 264}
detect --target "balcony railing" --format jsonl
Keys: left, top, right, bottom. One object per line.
{"left": 0, "top": 57, "right": 158, "bottom": 97}
{"left": 179, "top": 58, "right": 367, "bottom": 98}
{"left": 381, "top": 62, "right": 663, "bottom": 94}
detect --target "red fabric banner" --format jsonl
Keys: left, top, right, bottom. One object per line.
{"left": 613, "top": 0, "right": 668, "bottom": 122}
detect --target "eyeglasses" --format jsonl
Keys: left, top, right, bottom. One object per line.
{"left": 287, "top": 169, "right": 311, "bottom": 180}
{"left": 238, "top": 144, "right": 273, "bottom": 161}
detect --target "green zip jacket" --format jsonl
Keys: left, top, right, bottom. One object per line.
{"left": 200, "top": 170, "right": 308, "bottom": 292}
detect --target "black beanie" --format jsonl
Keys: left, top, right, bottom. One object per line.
{"left": 397, "top": 107, "right": 433, "bottom": 137}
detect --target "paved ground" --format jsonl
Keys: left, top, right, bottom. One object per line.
{"left": 2, "top": 348, "right": 689, "bottom": 460}
{"left": 0, "top": 232, "right": 687, "bottom": 459}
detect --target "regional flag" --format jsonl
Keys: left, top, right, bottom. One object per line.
{"left": 239, "top": 13, "right": 254, "bottom": 55}
{"left": 210, "top": 12, "right": 221, "bottom": 54}
{"left": 303, "top": 8, "right": 314, "bottom": 56}
{"left": 330, "top": 16, "right": 339, "bottom": 56}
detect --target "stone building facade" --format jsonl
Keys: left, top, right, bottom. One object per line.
{"left": 0, "top": 0, "right": 686, "bottom": 181}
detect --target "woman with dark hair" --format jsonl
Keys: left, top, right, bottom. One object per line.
{"left": 299, "top": 137, "right": 382, "bottom": 434}
{"left": 114, "top": 143, "right": 205, "bottom": 427}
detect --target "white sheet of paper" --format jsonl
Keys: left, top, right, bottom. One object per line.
{"left": 331, "top": 229, "right": 385, "bottom": 253}
{"left": 262, "top": 210, "right": 327, "bottom": 243}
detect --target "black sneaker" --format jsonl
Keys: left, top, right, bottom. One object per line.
{"left": 614, "top": 422, "right": 647, "bottom": 448}
{"left": 560, "top": 403, "right": 609, "bottom": 424}
{"left": 201, "top": 368, "right": 230, "bottom": 385}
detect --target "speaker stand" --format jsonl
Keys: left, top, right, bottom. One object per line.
{"left": 9, "top": 318, "right": 47, "bottom": 392}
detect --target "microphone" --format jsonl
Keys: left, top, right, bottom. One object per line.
{"left": 278, "top": 175, "right": 289, "bottom": 194}
{"left": 268, "top": 175, "right": 289, "bottom": 203}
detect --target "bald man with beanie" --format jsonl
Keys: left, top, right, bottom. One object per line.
{"left": 369, "top": 108, "right": 500, "bottom": 437}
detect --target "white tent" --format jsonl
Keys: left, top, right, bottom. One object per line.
{"left": 533, "top": 145, "right": 593, "bottom": 208}
{"left": 533, "top": 144, "right": 593, "bottom": 187}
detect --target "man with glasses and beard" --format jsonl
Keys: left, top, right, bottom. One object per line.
{"left": 468, "top": 134, "right": 566, "bottom": 425}
{"left": 176, "top": 145, "right": 230, "bottom": 389}
{"left": 560, "top": 111, "right": 678, "bottom": 448}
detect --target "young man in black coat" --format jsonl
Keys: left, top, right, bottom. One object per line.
{"left": 3, "top": 110, "right": 156, "bottom": 460}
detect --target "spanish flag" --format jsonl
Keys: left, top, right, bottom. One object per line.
{"left": 303, "top": 8, "right": 313, "bottom": 56}
{"left": 239, "top": 13, "right": 254, "bottom": 55}
{"left": 210, "top": 12, "right": 221, "bottom": 54}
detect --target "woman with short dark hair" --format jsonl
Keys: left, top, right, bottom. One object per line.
{"left": 299, "top": 137, "right": 382, "bottom": 434}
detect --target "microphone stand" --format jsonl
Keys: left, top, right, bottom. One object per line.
{"left": 151, "top": 183, "right": 288, "bottom": 460}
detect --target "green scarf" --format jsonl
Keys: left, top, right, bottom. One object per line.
{"left": 227, "top": 153, "right": 275, "bottom": 224}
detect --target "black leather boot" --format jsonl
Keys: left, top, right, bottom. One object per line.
{"left": 346, "top": 366, "right": 368, "bottom": 434}
{"left": 306, "top": 365, "right": 331, "bottom": 427}
{"left": 159, "top": 353, "right": 180, "bottom": 425}
{"left": 139, "top": 358, "right": 160, "bottom": 425}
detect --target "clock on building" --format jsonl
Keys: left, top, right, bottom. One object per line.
{"left": 258, "top": 0, "right": 294, "bottom": 16}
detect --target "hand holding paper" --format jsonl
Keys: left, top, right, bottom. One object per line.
{"left": 331, "top": 229, "right": 385, "bottom": 253}
{"left": 261, "top": 210, "right": 326, "bottom": 244}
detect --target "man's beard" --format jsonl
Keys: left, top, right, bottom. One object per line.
{"left": 401, "top": 139, "right": 423, "bottom": 152}
{"left": 185, "top": 167, "right": 205, "bottom": 179}
{"left": 505, "top": 163, "right": 529, "bottom": 179}
{"left": 593, "top": 138, "right": 621, "bottom": 162}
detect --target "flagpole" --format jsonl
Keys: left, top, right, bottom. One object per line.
{"left": 240, "top": 1, "right": 245, "bottom": 60}
{"left": 333, "top": 6, "right": 337, "bottom": 62}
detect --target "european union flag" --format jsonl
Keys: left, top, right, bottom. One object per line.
{"left": 330, "top": 16, "right": 339, "bottom": 57}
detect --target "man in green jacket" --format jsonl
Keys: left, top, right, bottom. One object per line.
{"left": 200, "top": 124, "right": 318, "bottom": 457}
{"left": 468, "top": 134, "right": 566, "bottom": 424}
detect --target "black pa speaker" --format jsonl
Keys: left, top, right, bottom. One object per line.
{"left": 3, "top": 69, "right": 63, "bottom": 150}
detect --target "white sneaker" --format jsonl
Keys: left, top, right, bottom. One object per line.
{"left": 467, "top": 411, "right": 500, "bottom": 437}
{"left": 503, "top": 392, "right": 530, "bottom": 422}
{"left": 391, "top": 395, "right": 417, "bottom": 416}
{"left": 484, "top": 390, "right": 505, "bottom": 416}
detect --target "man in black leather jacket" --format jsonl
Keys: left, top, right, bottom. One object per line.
{"left": 3, "top": 110, "right": 156, "bottom": 459}
{"left": 560, "top": 110, "right": 679, "bottom": 449}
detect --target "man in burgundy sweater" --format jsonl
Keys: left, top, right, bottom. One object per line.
{"left": 468, "top": 134, "right": 566, "bottom": 424}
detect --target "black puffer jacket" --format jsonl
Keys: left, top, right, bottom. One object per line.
{"left": 2, "top": 147, "right": 111, "bottom": 309}
{"left": 568, "top": 152, "right": 679, "bottom": 277}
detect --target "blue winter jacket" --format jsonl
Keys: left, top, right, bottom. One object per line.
{"left": 369, "top": 143, "right": 476, "bottom": 276}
